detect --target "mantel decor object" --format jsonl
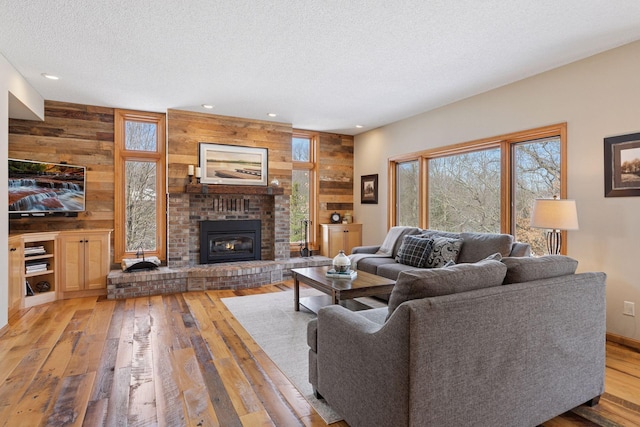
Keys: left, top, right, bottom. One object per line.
{"left": 199, "top": 143, "right": 268, "bottom": 186}
{"left": 530, "top": 196, "right": 579, "bottom": 255}
{"left": 188, "top": 164, "right": 195, "bottom": 184}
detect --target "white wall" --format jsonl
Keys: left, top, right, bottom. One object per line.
{"left": 354, "top": 40, "right": 640, "bottom": 340}
{"left": 0, "top": 53, "right": 44, "bottom": 331}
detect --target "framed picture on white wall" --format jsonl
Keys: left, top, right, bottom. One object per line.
{"left": 361, "top": 174, "right": 378, "bottom": 204}
{"left": 604, "top": 132, "right": 640, "bottom": 197}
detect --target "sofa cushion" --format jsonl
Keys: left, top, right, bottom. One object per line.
{"left": 425, "top": 236, "right": 463, "bottom": 268}
{"left": 376, "top": 262, "right": 419, "bottom": 281}
{"left": 355, "top": 256, "right": 397, "bottom": 275}
{"left": 458, "top": 232, "right": 514, "bottom": 263}
{"left": 395, "top": 235, "right": 434, "bottom": 268}
{"left": 387, "top": 258, "right": 507, "bottom": 320}
{"left": 502, "top": 255, "right": 578, "bottom": 284}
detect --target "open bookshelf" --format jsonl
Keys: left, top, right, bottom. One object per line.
{"left": 22, "top": 233, "right": 57, "bottom": 307}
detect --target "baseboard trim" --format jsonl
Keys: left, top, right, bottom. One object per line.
{"left": 607, "top": 332, "right": 640, "bottom": 351}
{"left": 0, "top": 323, "right": 9, "bottom": 338}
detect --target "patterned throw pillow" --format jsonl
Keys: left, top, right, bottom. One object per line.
{"left": 395, "top": 235, "right": 434, "bottom": 268}
{"left": 425, "top": 236, "right": 463, "bottom": 268}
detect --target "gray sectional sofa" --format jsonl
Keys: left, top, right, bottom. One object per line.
{"left": 350, "top": 227, "right": 531, "bottom": 281}
{"left": 308, "top": 255, "right": 606, "bottom": 427}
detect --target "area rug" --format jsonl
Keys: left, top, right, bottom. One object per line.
{"left": 221, "top": 289, "right": 368, "bottom": 424}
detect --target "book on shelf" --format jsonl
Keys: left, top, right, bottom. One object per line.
{"left": 26, "top": 262, "right": 49, "bottom": 273}
{"left": 25, "top": 280, "right": 34, "bottom": 296}
{"left": 325, "top": 269, "right": 357, "bottom": 279}
{"left": 25, "top": 246, "right": 47, "bottom": 256}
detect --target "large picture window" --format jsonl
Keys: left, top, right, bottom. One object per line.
{"left": 390, "top": 124, "right": 566, "bottom": 255}
{"left": 115, "top": 110, "right": 166, "bottom": 262}
{"left": 428, "top": 148, "right": 501, "bottom": 233}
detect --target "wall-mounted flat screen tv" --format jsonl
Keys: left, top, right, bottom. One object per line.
{"left": 9, "top": 159, "right": 86, "bottom": 214}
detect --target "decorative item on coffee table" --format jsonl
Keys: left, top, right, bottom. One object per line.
{"left": 326, "top": 250, "right": 357, "bottom": 279}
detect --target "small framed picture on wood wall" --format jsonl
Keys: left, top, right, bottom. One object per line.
{"left": 361, "top": 174, "right": 378, "bottom": 204}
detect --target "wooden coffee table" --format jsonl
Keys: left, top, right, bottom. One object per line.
{"left": 292, "top": 266, "right": 395, "bottom": 313}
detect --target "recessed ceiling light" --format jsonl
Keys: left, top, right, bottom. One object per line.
{"left": 355, "top": 125, "right": 364, "bottom": 128}
{"left": 267, "top": 113, "right": 277, "bottom": 117}
{"left": 41, "top": 73, "right": 59, "bottom": 80}
{"left": 202, "top": 104, "right": 214, "bottom": 109}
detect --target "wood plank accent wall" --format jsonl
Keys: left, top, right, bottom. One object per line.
{"left": 8, "top": 104, "right": 355, "bottom": 259}
{"left": 8, "top": 101, "right": 115, "bottom": 234}
{"left": 317, "top": 132, "right": 355, "bottom": 225}
{"left": 167, "top": 110, "right": 293, "bottom": 194}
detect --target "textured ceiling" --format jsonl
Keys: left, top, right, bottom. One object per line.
{"left": 2, "top": 1, "right": 640, "bottom": 135}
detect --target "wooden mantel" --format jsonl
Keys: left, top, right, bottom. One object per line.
{"left": 184, "top": 184, "right": 285, "bottom": 195}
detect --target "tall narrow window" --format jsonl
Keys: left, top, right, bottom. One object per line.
{"left": 291, "top": 133, "right": 317, "bottom": 250}
{"left": 428, "top": 147, "right": 501, "bottom": 233}
{"left": 115, "top": 110, "right": 166, "bottom": 262}
{"left": 512, "top": 137, "right": 561, "bottom": 255}
{"left": 396, "top": 160, "right": 419, "bottom": 227}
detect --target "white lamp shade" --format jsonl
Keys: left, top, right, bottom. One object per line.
{"left": 530, "top": 198, "right": 579, "bottom": 230}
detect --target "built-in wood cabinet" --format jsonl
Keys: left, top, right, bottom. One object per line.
{"left": 320, "top": 223, "right": 362, "bottom": 258}
{"left": 7, "top": 230, "right": 112, "bottom": 311}
{"left": 8, "top": 236, "right": 24, "bottom": 317}
{"left": 58, "top": 230, "right": 111, "bottom": 296}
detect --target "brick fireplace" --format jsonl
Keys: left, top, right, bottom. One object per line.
{"left": 167, "top": 185, "right": 290, "bottom": 268}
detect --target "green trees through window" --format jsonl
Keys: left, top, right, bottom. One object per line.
{"left": 429, "top": 148, "right": 501, "bottom": 233}
{"left": 396, "top": 161, "right": 419, "bottom": 227}
{"left": 513, "top": 137, "right": 561, "bottom": 255}
{"left": 391, "top": 124, "right": 565, "bottom": 255}
{"left": 290, "top": 135, "right": 316, "bottom": 247}
{"left": 291, "top": 169, "right": 310, "bottom": 243}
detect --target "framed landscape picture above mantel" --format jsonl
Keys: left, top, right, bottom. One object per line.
{"left": 199, "top": 143, "right": 268, "bottom": 186}
{"left": 361, "top": 174, "right": 378, "bottom": 204}
{"left": 604, "top": 132, "right": 640, "bottom": 197}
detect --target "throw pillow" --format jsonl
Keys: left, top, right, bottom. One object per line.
{"left": 386, "top": 258, "right": 507, "bottom": 320}
{"left": 457, "top": 232, "right": 514, "bottom": 263}
{"left": 425, "top": 236, "right": 463, "bottom": 268}
{"left": 395, "top": 235, "right": 434, "bottom": 268}
{"left": 501, "top": 255, "right": 578, "bottom": 284}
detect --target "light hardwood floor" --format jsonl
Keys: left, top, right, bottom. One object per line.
{"left": 1, "top": 282, "right": 639, "bottom": 426}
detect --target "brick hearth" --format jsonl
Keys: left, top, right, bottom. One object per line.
{"left": 107, "top": 257, "right": 332, "bottom": 299}
{"left": 107, "top": 185, "right": 328, "bottom": 299}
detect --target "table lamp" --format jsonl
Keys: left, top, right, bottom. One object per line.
{"left": 530, "top": 196, "right": 579, "bottom": 255}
